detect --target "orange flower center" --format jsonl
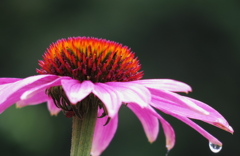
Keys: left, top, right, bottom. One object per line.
{"left": 37, "top": 37, "right": 143, "bottom": 82}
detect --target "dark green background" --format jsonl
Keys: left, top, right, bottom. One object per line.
{"left": 0, "top": 0, "right": 239, "bottom": 156}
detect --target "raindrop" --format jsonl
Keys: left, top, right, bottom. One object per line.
{"left": 209, "top": 142, "right": 222, "bottom": 153}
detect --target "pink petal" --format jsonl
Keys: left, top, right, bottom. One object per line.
{"left": 0, "top": 75, "right": 59, "bottom": 113}
{"left": 106, "top": 82, "right": 150, "bottom": 108}
{"left": 158, "top": 117, "right": 175, "bottom": 151}
{"left": 172, "top": 115, "right": 222, "bottom": 146}
{"left": 92, "top": 83, "right": 121, "bottom": 118}
{"left": 186, "top": 97, "right": 233, "bottom": 133}
{"left": 0, "top": 78, "right": 21, "bottom": 84}
{"left": 20, "top": 76, "right": 66, "bottom": 100}
{"left": 134, "top": 79, "right": 192, "bottom": 93}
{"left": 151, "top": 98, "right": 223, "bottom": 146}
{"left": 149, "top": 88, "right": 209, "bottom": 115}
{"left": 47, "top": 99, "right": 61, "bottom": 115}
{"left": 16, "top": 76, "right": 68, "bottom": 115}
{"left": 16, "top": 90, "right": 49, "bottom": 107}
{"left": 91, "top": 110, "right": 118, "bottom": 156}
{"left": 17, "top": 96, "right": 61, "bottom": 116}
{"left": 61, "top": 79, "right": 94, "bottom": 104}
{"left": 146, "top": 106, "right": 176, "bottom": 151}
{"left": 158, "top": 115, "right": 175, "bottom": 151}
{"left": 151, "top": 95, "right": 233, "bottom": 133}
{"left": 127, "top": 103, "right": 159, "bottom": 143}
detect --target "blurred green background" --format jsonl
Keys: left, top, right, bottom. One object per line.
{"left": 0, "top": 0, "right": 239, "bottom": 156}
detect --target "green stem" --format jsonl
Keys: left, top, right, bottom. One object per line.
{"left": 70, "top": 105, "right": 98, "bottom": 156}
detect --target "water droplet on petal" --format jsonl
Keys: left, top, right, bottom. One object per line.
{"left": 209, "top": 142, "right": 222, "bottom": 153}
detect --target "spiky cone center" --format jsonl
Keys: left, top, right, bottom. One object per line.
{"left": 37, "top": 37, "right": 143, "bottom": 82}
{"left": 38, "top": 37, "right": 143, "bottom": 117}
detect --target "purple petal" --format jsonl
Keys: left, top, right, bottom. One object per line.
{"left": 61, "top": 79, "right": 94, "bottom": 104}
{"left": 0, "top": 75, "right": 59, "bottom": 113}
{"left": 134, "top": 79, "right": 192, "bottom": 93}
{"left": 0, "top": 78, "right": 21, "bottom": 85}
{"left": 127, "top": 103, "right": 159, "bottom": 143}
{"left": 47, "top": 99, "right": 61, "bottom": 115}
{"left": 149, "top": 88, "right": 209, "bottom": 115}
{"left": 106, "top": 82, "right": 150, "bottom": 108}
{"left": 91, "top": 109, "right": 118, "bottom": 156}
{"left": 172, "top": 115, "right": 222, "bottom": 146}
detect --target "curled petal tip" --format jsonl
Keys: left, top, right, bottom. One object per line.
{"left": 50, "top": 113, "right": 58, "bottom": 116}
{"left": 15, "top": 104, "right": 23, "bottom": 109}
{"left": 184, "top": 89, "right": 192, "bottom": 94}
{"left": 49, "top": 110, "right": 59, "bottom": 116}
{"left": 149, "top": 141, "right": 154, "bottom": 144}
{"left": 226, "top": 125, "right": 234, "bottom": 134}
{"left": 219, "top": 124, "right": 234, "bottom": 134}
{"left": 229, "top": 126, "right": 234, "bottom": 134}
{"left": 185, "top": 88, "right": 192, "bottom": 93}
{"left": 166, "top": 141, "right": 174, "bottom": 151}
{"left": 213, "top": 118, "right": 234, "bottom": 134}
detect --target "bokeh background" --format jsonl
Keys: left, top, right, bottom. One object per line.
{"left": 0, "top": 0, "right": 239, "bottom": 156}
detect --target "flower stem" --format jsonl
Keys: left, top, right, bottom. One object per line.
{"left": 70, "top": 104, "right": 98, "bottom": 156}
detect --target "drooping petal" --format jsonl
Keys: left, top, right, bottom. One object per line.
{"left": 47, "top": 99, "right": 61, "bottom": 115}
{"left": 145, "top": 106, "right": 176, "bottom": 151}
{"left": 106, "top": 82, "right": 150, "bottom": 108}
{"left": 91, "top": 110, "right": 118, "bottom": 156}
{"left": 0, "top": 78, "right": 21, "bottom": 85}
{"left": 127, "top": 103, "right": 159, "bottom": 143}
{"left": 187, "top": 97, "right": 233, "bottom": 133}
{"left": 172, "top": 115, "right": 222, "bottom": 146}
{"left": 0, "top": 74, "right": 58, "bottom": 103}
{"left": 20, "top": 76, "right": 67, "bottom": 101}
{"left": 16, "top": 90, "right": 49, "bottom": 107}
{"left": 151, "top": 95, "right": 233, "bottom": 134}
{"left": 61, "top": 79, "right": 94, "bottom": 104}
{"left": 16, "top": 76, "right": 67, "bottom": 115}
{"left": 151, "top": 100, "right": 222, "bottom": 146}
{"left": 158, "top": 115, "right": 175, "bottom": 151}
{"left": 134, "top": 79, "right": 192, "bottom": 93}
{"left": 93, "top": 83, "right": 121, "bottom": 118}
{"left": 0, "top": 75, "right": 59, "bottom": 113}
{"left": 149, "top": 88, "right": 209, "bottom": 115}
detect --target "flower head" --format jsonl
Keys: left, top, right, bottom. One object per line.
{"left": 0, "top": 37, "right": 233, "bottom": 155}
